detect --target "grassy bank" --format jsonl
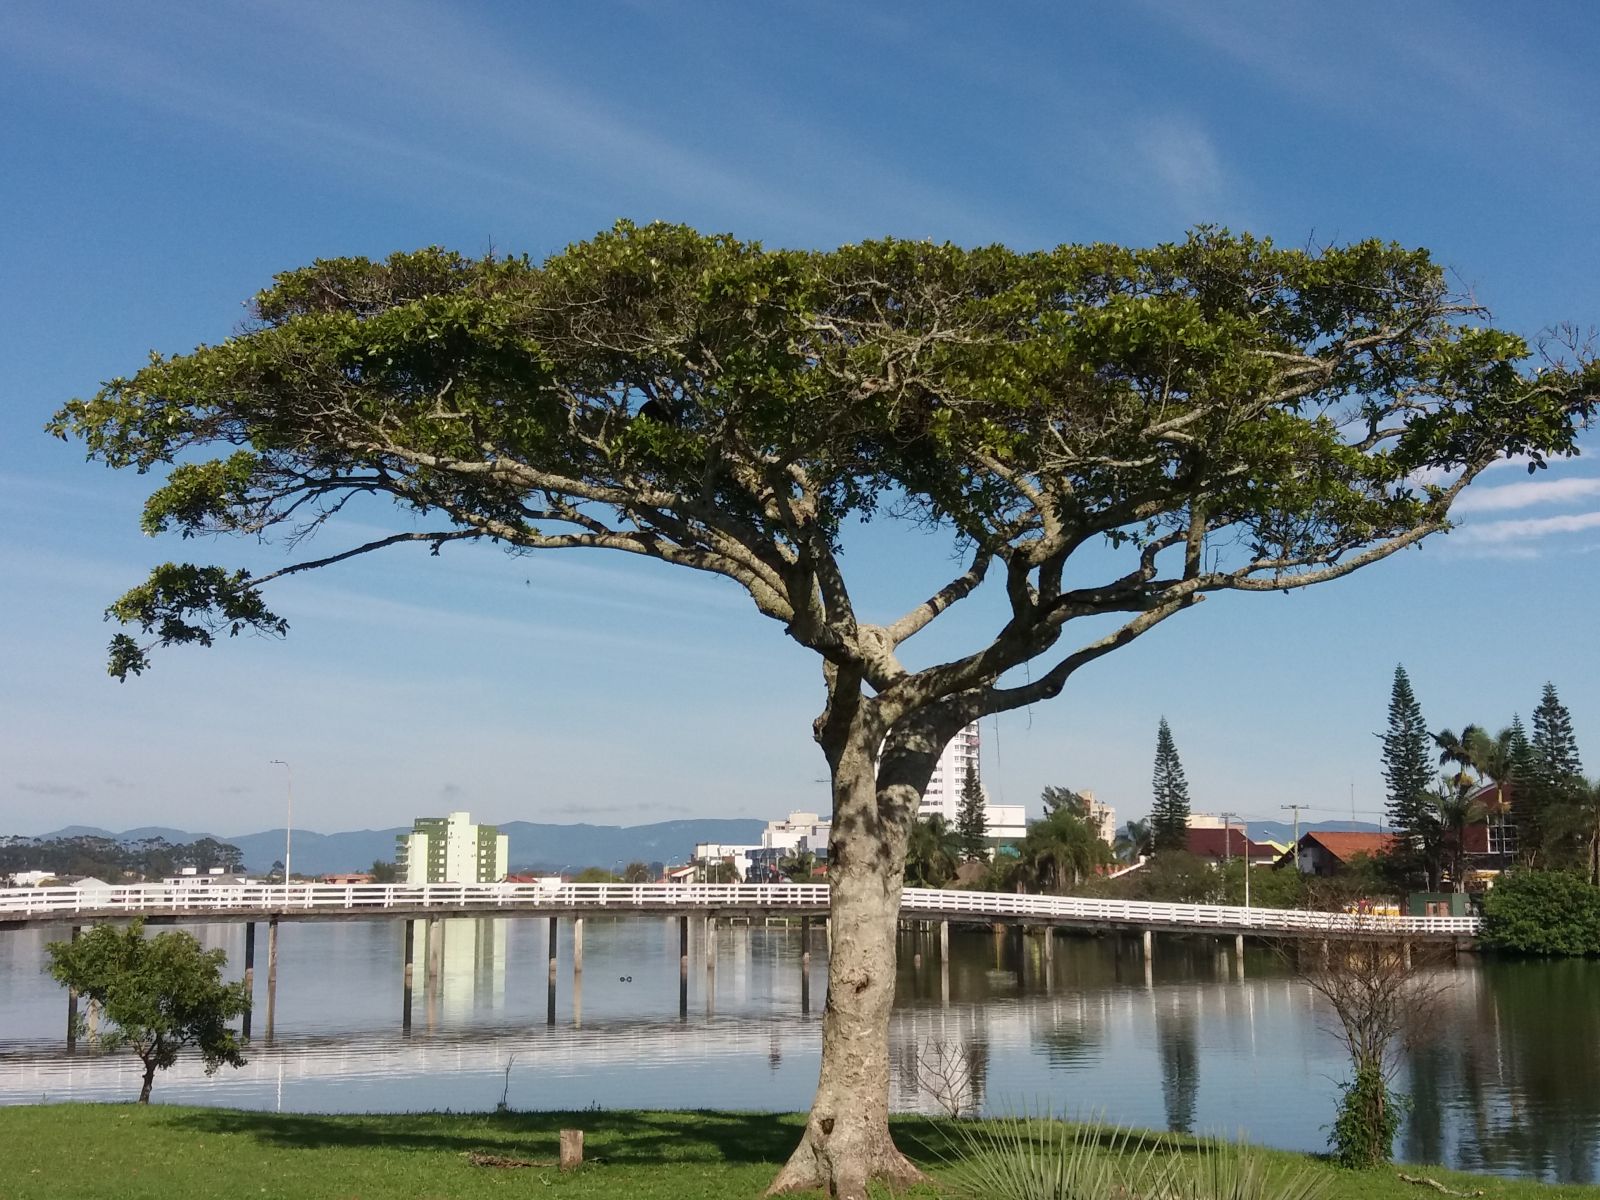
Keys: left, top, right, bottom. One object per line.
{"left": 0, "top": 1105, "right": 1593, "bottom": 1200}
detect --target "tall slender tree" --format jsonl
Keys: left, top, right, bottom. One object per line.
{"left": 1150, "top": 718, "right": 1192, "bottom": 852}
{"left": 956, "top": 765, "right": 989, "bottom": 861}
{"left": 1529, "top": 683, "right": 1586, "bottom": 866}
{"left": 1505, "top": 714, "right": 1537, "bottom": 862}
{"left": 1381, "top": 666, "right": 1441, "bottom": 889}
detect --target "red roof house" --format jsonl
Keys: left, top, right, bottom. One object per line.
{"left": 1279, "top": 831, "right": 1398, "bottom": 875}
{"left": 1184, "top": 827, "right": 1278, "bottom": 866}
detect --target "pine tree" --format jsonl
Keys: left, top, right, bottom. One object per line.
{"left": 1529, "top": 682, "right": 1586, "bottom": 864}
{"left": 1150, "top": 717, "right": 1192, "bottom": 852}
{"left": 1505, "top": 714, "right": 1536, "bottom": 861}
{"left": 956, "top": 765, "right": 989, "bottom": 861}
{"left": 1380, "top": 665, "right": 1440, "bottom": 889}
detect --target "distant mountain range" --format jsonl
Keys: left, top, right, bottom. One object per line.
{"left": 1243, "top": 820, "right": 1381, "bottom": 844}
{"left": 31, "top": 819, "right": 767, "bottom": 875}
{"left": 23, "top": 815, "right": 1379, "bottom": 875}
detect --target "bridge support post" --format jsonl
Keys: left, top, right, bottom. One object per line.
{"left": 265, "top": 916, "right": 279, "bottom": 1041}
{"left": 65, "top": 925, "right": 81, "bottom": 1049}
{"left": 425, "top": 918, "right": 442, "bottom": 1032}
{"left": 706, "top": 916, "right": 717, "bottom": 1015}
{"left": 547, "top": 916, "right": 558, "bottom": 1026}
{"left": 243, "top": 923, "right": 256, "bottom": 1040}
{"left": 1142, "top": 929, "right": 1153, "bottom": 959}
{"left": 401, "top": 919, "right": 414, "bottom": 1033}
{"left": 800, "top": 916, "right": 812, "bottom": 1014}
{"left": 572, "top": 917, "right": 584, "bottom": 977}
{"left": 679, "top": 915, "right": 690, "bottom": 1019}
{"left": 939, "top": 919, "right": 949, "bottom": 961}
{"left": 1403, "top": 940, "right": 1412, "bottom": 969}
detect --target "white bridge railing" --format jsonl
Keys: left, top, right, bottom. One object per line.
{"left": 0, "top": 882, "right": 1481, "bottom": 936}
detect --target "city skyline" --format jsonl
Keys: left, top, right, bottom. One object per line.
{"left": 2, "top": 1, "right": 1597, "bottom": 837}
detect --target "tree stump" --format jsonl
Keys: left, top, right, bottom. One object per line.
{"left": 559, "top": 1128, "right": 584, "bottom": 1171}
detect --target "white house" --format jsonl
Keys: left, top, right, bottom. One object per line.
{"left": 692, "top": 841, "right": 760, "bottom": 878}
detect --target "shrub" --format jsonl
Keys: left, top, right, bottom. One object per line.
{"left": 943, "top": 1117, "right": 1325, "bottom": 1200}
{"left": 1481, "top": 871, "right": 1600, "bottom": 956}
{"left": 1328, "top": 1063, "right": 1406, "bottom": 1169}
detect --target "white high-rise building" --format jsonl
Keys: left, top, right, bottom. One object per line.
{"left": 917, "top": 721, "right": 1025, "bottom": 844}
{"left": 396, "top": 811, "right": 509, "bottom": 884}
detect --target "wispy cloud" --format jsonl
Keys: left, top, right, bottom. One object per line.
{"left": 16, "top": 781, "right": 88, "bottom": 799}
{"left": 1453, "top": 510, "right": 1600, "bottom": 545}
{"left": 1455, "top": 476, "right": 1600, "bottom": 514}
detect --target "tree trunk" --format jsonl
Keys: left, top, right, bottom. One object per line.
{"left": 768, "top": 700, "right": 934, "bottom": 1199}
{"left": 139, "top": 1060, "right": 156, "bottom": 1104}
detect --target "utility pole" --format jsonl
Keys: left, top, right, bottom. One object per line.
{"left": 1220, "top": 811, "right": 1249, "bottom": 907}
{"left": 1282, "top": 803, "right": 1309, "bottom": 875}
{"left": 269, "top": 760, "right": 293, "bottom": 882}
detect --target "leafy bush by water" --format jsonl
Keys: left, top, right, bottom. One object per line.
{"left": 1481, "top": 871, "right": 1600, "bottom": 956}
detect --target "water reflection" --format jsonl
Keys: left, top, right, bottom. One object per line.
{"left": 3, "top": 918, "right": 1600, "bottom": 1181}
{"left": 1154, "top": 993, "right": 1199, "bottom": 1135}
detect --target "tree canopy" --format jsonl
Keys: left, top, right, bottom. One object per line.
{"left": 47, "top": 922, "right": 248, "bottom": 1103}
{"left": 50, "top": 222, "right": 1598, "bottom": 1198}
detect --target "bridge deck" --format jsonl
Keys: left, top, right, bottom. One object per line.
{"left": 0, "top": 882, "right": 1479, "bottom": 940}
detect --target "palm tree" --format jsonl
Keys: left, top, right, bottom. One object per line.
{"left": 1114, "top": 819, "right": 1154, "bottom": 863}
{"left": 1431, "top": 777, "right": 1481, "bottom": 892}
{"left": 904, "top": 816, "right": 962, "bottom": 888}
{"left": 1016, "top": 810, "right": 1113, "bottom": 893}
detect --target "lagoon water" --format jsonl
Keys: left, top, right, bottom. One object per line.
{"left": 2, "top": 917, "right": 1597, "bottom": 1182}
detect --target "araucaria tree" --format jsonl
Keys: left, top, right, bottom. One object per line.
{"left": 1381, "top": 665, "right": 1442, "bottom": 889}
{"left": 956, "top": 764, "right": 989, "bottom": 860}
{"left": 50, "top": 224, "right": 1595, "bottom": 1197}
{"left": 1529, "top": 682, "right": 1586, "bottom": 865}
{"left": 1150, "top": 717, "right": 1192, "bottom": 851}
{"left": 47, "top": 922, "right": 248, "bottom": 1103}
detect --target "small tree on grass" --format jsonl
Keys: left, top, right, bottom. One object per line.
{"left": 47, "top": 921, "right": 248, "bottom": 1103}
{"left": 1283, "top": 928, "right": 1448, "bottom": 1168}
{"left": 622, "top": 861, "right": 653, "bottom": 883}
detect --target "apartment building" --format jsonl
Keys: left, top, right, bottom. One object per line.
{"left": 396, "top": 811, "right": 509, "bottom": 884}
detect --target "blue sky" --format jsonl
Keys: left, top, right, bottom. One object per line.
{"left": 2, "top": 0, "right": 1597, "bottom": 839}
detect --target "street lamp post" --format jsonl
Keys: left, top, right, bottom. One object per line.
{"left": 269, "top": 760, "right": 293, "bottom": 882}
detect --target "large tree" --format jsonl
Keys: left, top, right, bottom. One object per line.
{"left": 49, "top": 224, "right": 1595, "bottom": 1197}
{"left": 1381, "top": 665, "right": 1441, "bottom": 889}
{"left": 1150, "top": 717, "right": 1192, "bottom": 851}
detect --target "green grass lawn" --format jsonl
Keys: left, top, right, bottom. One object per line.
{"left": 0, "top": 1105, "right": 1595, "bottom": 1200}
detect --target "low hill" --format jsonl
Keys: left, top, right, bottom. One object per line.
{"left": 32, "top": 818, "right": 769, "bottom": 875}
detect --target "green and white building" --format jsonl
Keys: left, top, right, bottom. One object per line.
{"left": 396, "top": 811, "right": 509, "bottom": 884}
